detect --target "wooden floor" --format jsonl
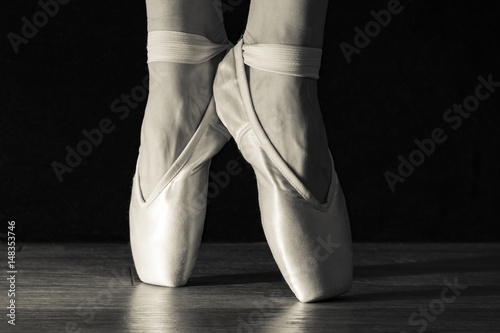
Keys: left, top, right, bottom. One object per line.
{"left": 2, "top": 243, "right": 500, "bottom": 332}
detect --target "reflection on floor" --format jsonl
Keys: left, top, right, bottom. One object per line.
{"left": 3, "top": 243, "right": 500, "bottom": 332}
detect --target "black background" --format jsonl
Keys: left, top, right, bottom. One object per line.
{"left": 1, "top": 0, "right": 499, "bottom": 242}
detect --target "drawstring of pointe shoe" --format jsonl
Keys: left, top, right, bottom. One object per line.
{"left": 147, "top": 31, "right": 231, "bottom": 64}
{"left": 242, "top": 40, "right": 323, "bottom": 80}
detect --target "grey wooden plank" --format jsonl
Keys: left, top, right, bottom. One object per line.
{"left": 1, "top": 243, "right": 499, "bottom": 332}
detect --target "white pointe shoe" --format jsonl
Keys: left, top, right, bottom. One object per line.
{"left": 213, "top": 38, "right": 353, "bottom": 302}
{"left": 129, "top": 31, "right": 231, "bottom": 287}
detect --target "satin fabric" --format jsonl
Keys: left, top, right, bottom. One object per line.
{"left": 130, "top": 31, "right": 231, "bottom": 287}
{"left": 130, "top": 98, "right": 230, "bottom": 287}
{"left": 213, "top": 40, "right": 353, "bottom": 302}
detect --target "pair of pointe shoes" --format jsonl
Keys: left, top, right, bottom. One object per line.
{"left": 129, "top": 31, "right": 352, "bottom": 303}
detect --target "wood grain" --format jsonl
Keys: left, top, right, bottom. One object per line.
{"left": 1, "top": 243, "right": 499, "bottom": 332}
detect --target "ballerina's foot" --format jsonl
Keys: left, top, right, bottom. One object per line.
{"left": 139, "top": 53, "right": 224, "bottom": 199}
{"left": 246, "top": 67, "right": 332, "bottom": 203}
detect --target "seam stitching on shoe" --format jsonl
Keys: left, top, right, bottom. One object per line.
{"left": 235, "top": 123, "right": 252, "bottom": 144}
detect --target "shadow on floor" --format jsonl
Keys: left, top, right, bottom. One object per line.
{"left": 187, "top": 271, "right": 283, "bottom": 286}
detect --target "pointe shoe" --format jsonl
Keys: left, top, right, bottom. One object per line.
{"left": 129, "top": 31, "right": 231, "bottom": 287}
{"left": 213, "top": 39, "right": 353, "bottom": 302}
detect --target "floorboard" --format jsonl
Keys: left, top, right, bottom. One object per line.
{"left": 1, "top": 243, "right": 499, "bottom": 332}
